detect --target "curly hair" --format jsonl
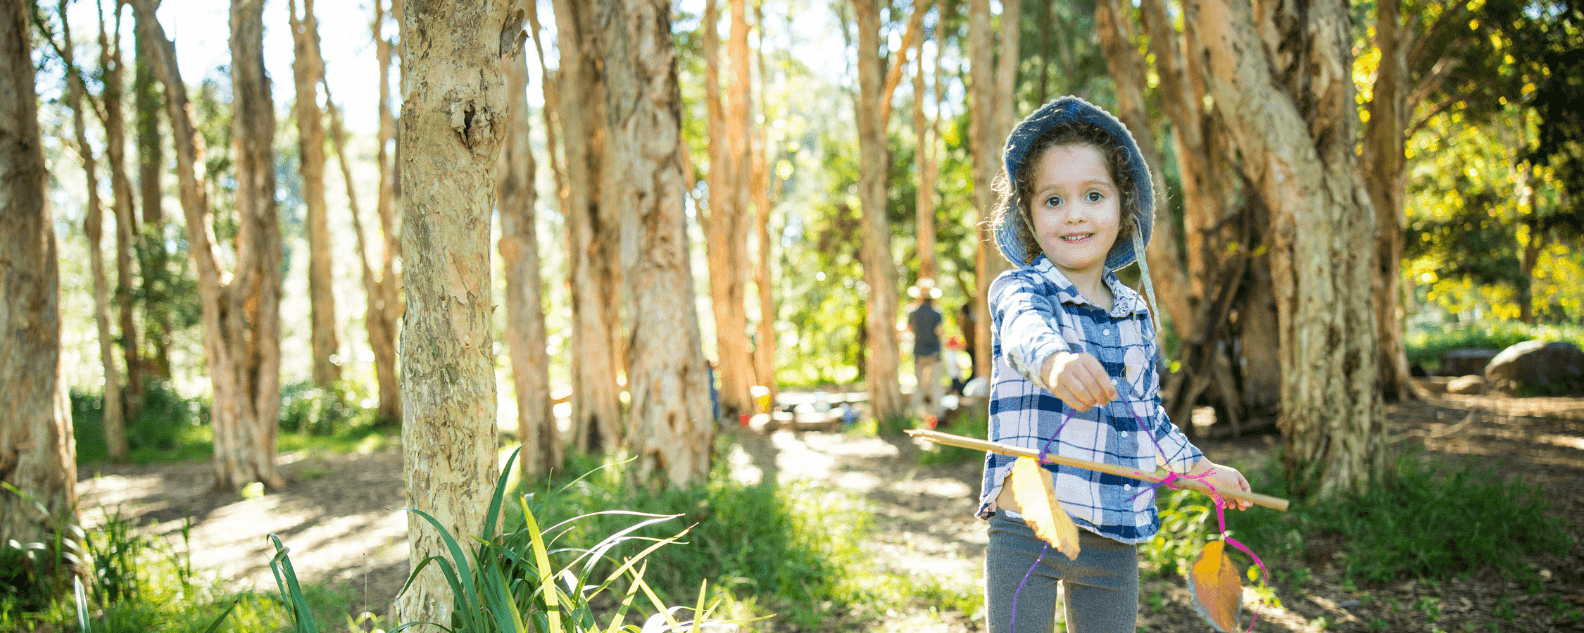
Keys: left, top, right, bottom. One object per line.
{"left": 989, "top": 121, "right": 1141, "bottom": 266}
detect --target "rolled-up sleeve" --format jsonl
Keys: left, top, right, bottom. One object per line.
{"left": 989, "top": 271, "right": 1071, "bottom": 392}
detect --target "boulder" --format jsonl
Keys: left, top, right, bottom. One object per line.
{"left": 1484, "top": 340, "right": 1584, "bottom": 395}
{"left": 1438, "top": 348, "right": 1500, "bottom": 377}
{"left": 1446, "top": 375, "right": 1485, "bottom": 395}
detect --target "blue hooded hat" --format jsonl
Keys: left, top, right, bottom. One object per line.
{"left": 993, "top": 96, "right": 1154, "bottom": 271}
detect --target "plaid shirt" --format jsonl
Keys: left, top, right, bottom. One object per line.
{"left": 977, "top": 255, "right": 1203, "bottom": 544}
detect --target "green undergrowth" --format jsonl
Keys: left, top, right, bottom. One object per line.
{"left": 916, "top": 411, "right": 989, "bottom": 466}
{"left": 528, "top": 452, "right": 871, "bottom": 630}
{"left": 1406, "top": 321, "right": 1584, "bottom": 373}
{"left": 0, "top": 507, "right": 355, "bottom": 633}
{"left": 1142, "top": 448, "right": 1574, "bottom": 594}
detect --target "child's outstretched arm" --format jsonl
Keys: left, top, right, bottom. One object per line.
{"left": 990, "top": 272, "right": 1118, "bottom": 410}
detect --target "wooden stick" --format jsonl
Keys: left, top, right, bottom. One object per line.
{"left": 906, "top": 428, "right": 1291, "bottom": 511}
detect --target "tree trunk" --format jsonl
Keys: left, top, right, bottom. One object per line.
{"left": 914, "top": 24, "right": 938, "bottom": 282}
{"left": 1363, "top": 0, "right": 1419, "bottom": 400}
{"left": 134, "top": 0, "right": 172, "bottom": 380}
{"left": 750, "top": 1, "right": 776, "bottom": 404}
{"left": 851, "top": 0, "right": 905, "bottom": 423}
{"left": 700, "top": 0, "right": 754, "bottom": 421}
{"left": 395, "top": 0, "right": 510, "bottom": 623}
{"left": 290, "top": 0, "right": 341, "bottom": 389}
{"left": 1093, "top": 0, "right": 1190, "bottom": 343}
{"left": 1140, "top": 0, "right": 1224, "bottom": 304}
{"left": 97, "top": 6, "right": 144, "bottom": 420}
{"left": 132, "top": 0, "right": 285, "bottom": 490}
{"left": 968, "top": 0, "right": 1011, "bottom": 378}
{"left": 553, "top": 0, "right": 623, "bottom": 453}
{"left": 0, "top": 0, "right": 81, "bottom": 587}
{"left": 59, "top": 4, "right": 129, "bottom": 462}
{"left": 500, "top": 48, "right": 559, "bottom": 482}
{"left": 596, "top": 0, "right": 715, "bottom": 487}
{"left": 1190, "top": 0, "right": 1384, "bottom": 497}
{"left": 366, "top": 0, "right": 402, "bottom": 426}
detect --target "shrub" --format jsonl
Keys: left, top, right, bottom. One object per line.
{"left": 1406, "top": 321, "right": 1584, "bottom": 373}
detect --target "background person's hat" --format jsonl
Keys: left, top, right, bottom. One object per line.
{"left": 907, "top": 277, "right": 943, "bottom": 299}
{"left": 993, "top": 96, "right": 1154, "bottom": 271}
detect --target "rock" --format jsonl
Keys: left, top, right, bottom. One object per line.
{"left": 1439, "top": 348, "right": 1500, "bottom": 377}
{"left": 1484, "top": 340, "right": 1584, "bottom": 395}
{"left": 1446, "top": 375, "right": 1485, "bottom": 395}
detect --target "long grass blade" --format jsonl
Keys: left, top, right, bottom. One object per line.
{"left": 602, "top": 560, "right": 647, "bottom": 633}
{"left": 402, "top": 508, "right": 482, "bottom": 628}
{"left": 73, "top": 575, "right": 91, "bottom": 633}
{"left": 519, "top": 496, "right": 563, "bottom": 633}
{"left": 199, "top": 599, "right": 241, "bottom": 633}
{"left": 485, "top": 447, "right": 522, "bottom": 543}
{"left": 267, "top": 534, "right": 320, "bottom": 633}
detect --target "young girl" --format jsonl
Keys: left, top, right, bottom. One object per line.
{"left": 979, "top": 96, "right": 1251, "bottom": 633}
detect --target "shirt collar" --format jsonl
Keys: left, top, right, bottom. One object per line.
{"left": 1029, "top": 255, "right": 1148, "bottom": 318}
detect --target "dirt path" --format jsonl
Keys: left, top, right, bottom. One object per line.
{"left": 76, "top": 389, "right": 1584, "bottom": 632}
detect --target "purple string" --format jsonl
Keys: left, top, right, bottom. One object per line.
{"left": 1008, "top": 543, "right": 1048, "bottom": 633}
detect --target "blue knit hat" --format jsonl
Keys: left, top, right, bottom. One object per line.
{"left": 993, "top": 96, "right": 1154, "bottom": 271}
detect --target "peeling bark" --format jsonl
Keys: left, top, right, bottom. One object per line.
{"left": 597, "top": 0, "right": 715, "bottom": 486}
{"left": 1, "top": 0, "right": 81, "bottom": 579}
{"left": 850, "top": 0, "right": 906, "bottom": 422}
{"left": 552, "top": 0, "right": 623, "bottom": 453}
{"left": 290, "top": 0, "right": 341, "bottom": 389}
{"left": 58, "top": 3, "right": 129, "bottom": 462}
{"left": 1190, "top": 0, "right": 1383, "bottom": 497}
{"left": 499, "top": 46, "right": 559, "bottom": 481}
{"left": 395, "top": 0, "right": 510, "bottom": 622}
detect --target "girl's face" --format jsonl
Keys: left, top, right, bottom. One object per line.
{"left": 1028, "top": 144, "right": 1121, "bottom": 280}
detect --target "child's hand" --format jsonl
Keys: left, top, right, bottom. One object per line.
{"left": 1192, "top": 460, "right": 1253, "bottom": 511}
{"left": 1042, "top": 351, "right": 1118, "bottom": 411}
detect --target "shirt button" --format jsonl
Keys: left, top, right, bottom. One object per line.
{"left": 1124, "top": 484, "right": 1133, "bottom": 491}
{"left": 1104, "top": 328, "right": 1111, "bottom": 335}
{"left": 1120, "top": 431, "right": 1128, "bottom": 437}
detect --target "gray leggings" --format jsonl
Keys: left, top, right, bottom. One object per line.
{"left": 984, "top": 512, "right": 1139, "bottom": 633}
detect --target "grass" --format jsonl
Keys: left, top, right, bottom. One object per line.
{"left": 0, "top": 507, "right": 356, "bottom": 633}
{"left": 1405, "top": 321, "right": 1584, "bottom": 373}
{"left": 1140, "top": 448, "right": 1575, "bottom": 593}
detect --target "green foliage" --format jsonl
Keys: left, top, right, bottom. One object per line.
{"left": 72, "top": 381, "right": 213, "bottom": 465}
{"left": 531, "top": 453, "right": 875, "bottom": 631}
{"left": 1221, "top": 451, "right": 1574, "bottom": 587}
{"left": 278, "top": 380, "right": 370, "bottom": 436}
{"left": 2, "top": 508, "right": 352, "bottom": 633}
{"left": 1405, "top": 321, "right": 1584, "bottom": 372}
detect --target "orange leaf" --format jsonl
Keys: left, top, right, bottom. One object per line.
{"left": 1008, "top": 457, "right": 1081, "bottom": 560}
{"left": 1188, "top": 540, "right": 1243, "bottom": 632}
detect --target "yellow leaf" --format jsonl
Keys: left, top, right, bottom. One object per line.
{"left": 1008, "top": 457, "right": 1081, "bottom": 560}
{"left": 1188, "top": 540, "right": 1243, "bottom": 633}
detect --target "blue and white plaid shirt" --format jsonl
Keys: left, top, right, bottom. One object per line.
{"left": 977, "top": 255, "right": 1203, "bottom": 544}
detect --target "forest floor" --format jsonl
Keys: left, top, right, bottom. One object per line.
{"left": 75, "top": 383, "right": 1584, "bottom": 632}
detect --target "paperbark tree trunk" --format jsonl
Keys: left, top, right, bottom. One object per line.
{"left": 499, "top": 47, "right": 559, "bottom": 482}
{"left": 596, "top": 0, "right": 715, "bottom": 487}
{"left": 968, "top": 0, "right": 1015, "bottom": 378}
{"left": 222, "top": 0, "right": 286, "bottom": 490}
{"left": 851, "top": 0, "right": 904, "bottom": 423}
{"left": 97, "top": 5, "right": 144, "bottom": 420}
{"left": 1362, "top": 0, "right": 1420, "bottom": 400}
{"left": 395, "top": 0, "right": 511, "bottom": 623}
{"left": 290, "top": 0, "right": 341, "bottom": 389}
{"left": 1093, "top": 0, "right": 1189, "bottom": 343}
{"left": 362, "top": 0, "right": 402, "bottom": 426}
{"left": 552, "top": 0, "right": 623, "bottom": 453}
{"left": 58, "top": 4, "right": 129, "bottom": 462}
{"left": 132, "top": 0, "right": 286, "bottom": 490}
{"left": 0, "top": 0, "right": 81, "bottom": 584}
{"left": 750, "top": 1, "right": 776, "bottom": 403}
{"left": 700, "top": 0, "right": 753, "bottom": 421}
{"left": 1191, "top": 0, "right": 1384, "bottom": 497}
{"left": 914, "top": 24, "right": 938, "bottom": 282}
{"left": 133, "top": 0, "right": 172, "bottom": 380}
